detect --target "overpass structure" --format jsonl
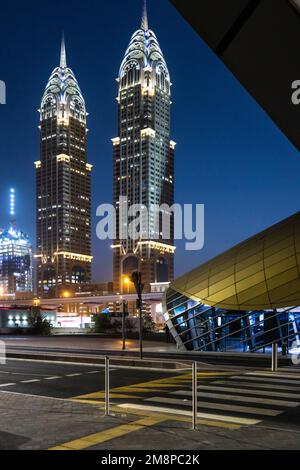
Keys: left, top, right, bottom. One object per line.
{"left": 0, "top": 293, "right": 165, "bottom": 330}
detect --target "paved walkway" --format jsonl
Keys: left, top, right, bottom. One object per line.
{"left": 0, "top": 335, "right": 176, "bottom": 353}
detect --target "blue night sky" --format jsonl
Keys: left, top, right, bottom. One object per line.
{"left": 0, "top": 0, "right": 299, "bottom": 283}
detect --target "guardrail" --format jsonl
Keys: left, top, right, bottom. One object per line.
{"left": 104, "top": 356, "right": 198, "bottom": 430}
{"left": 103, "top": 348, "right": 280, "bottom": 430}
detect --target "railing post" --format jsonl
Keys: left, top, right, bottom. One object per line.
{"left": 105, "top": 356, "right": 110, "bottom": 416}
{"left": 271, "top": 343, "right": 278, "bottom": 372}
{"left": 192, "top": 362, "right": 197, "bottom": 430}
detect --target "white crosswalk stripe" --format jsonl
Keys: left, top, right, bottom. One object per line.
{"left": 226, "top": 375, "right": 300, "bottom": 385}
{"left": 245, "top": 372, "right": 300, "bottom": 380}
{"left": 214, "top": 379, "right": 300, "bottom": 392}
{"left": 117, "top": 403, "right": 261, "bottom": 426}
{"left": 192, "top": 384, "right": 300, "bottom": 400}
{"left": 170, "top": 390, "right": 299, "bottom": 407}
{"left": 145, "top": 396, "right": 281, "bottom": 416}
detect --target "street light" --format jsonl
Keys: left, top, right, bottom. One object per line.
{"left": 123, "top": 276, "right": 130, "bottom": 294}
{"left": 62, "top": 291, "right": 71, "bottom": 298}
{"left": 119, "top": 295, "right": 128, "bottom": 351}
{"left": 130, "top": 271, "right": 145, "bottom": 360}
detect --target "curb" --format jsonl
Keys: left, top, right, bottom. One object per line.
{"left": 6, "top": 351, "right": 189, "bottom": 370}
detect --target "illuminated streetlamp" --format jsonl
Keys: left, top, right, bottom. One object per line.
{"left": 130, "top": 272, "right": 145, "bottom": 360}
{"left": 62, "top": 291, "right": 71, "bottom": 298}
{"left": 123, "top": 276, "right": 130, "bottom": 294}
{"left": 119, "top": 295, "right": 128, "bottom": 351}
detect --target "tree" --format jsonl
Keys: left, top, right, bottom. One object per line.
{"left": 143, "top": 312, "right": 156, "bottom": 333}
{"left": 28, "top": 308, "right": 52, "bottom": 336}
{"left": 93, "top": 314, "right": 112, "bottom": 333}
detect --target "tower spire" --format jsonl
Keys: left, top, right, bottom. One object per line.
{"left": 141, "top": 0, "right": 149, "bottom": 31}
{"left": 60, "top": 33, "right": 67, "bottom": 68}
{"left": 9, "top": 188, "right": 15, "bottom": 228}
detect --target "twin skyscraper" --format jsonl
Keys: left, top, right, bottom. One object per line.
{"left": 35, "top": 2, "right": 175, "bottom": 298}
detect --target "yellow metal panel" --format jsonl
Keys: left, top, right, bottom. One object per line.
{"left": 171, "top": 212, "right": 300, "bottom": 310}
{"left": 235, "top": 261, "right": 264, "bottom": 283}
{"left": 236, "top": 271, "right": 265, "bottom": 294}
{"left": 265, "top": 256, "right": 297, "bottom": 280}
{"left": 208, "top": 275, "right": 235, "bottom": 296}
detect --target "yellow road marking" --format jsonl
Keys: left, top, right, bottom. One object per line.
{"left": 72, "top": 392, "right": 142, "bottom": 400}
{"left": 49, "top": 416, "right": 166, "bottom": 451}
{"left": 115, "top": 384, "right": 183, "bottom": 390}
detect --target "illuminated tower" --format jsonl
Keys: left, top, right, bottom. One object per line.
{"left": 0, "top": 189, "right": 33, "bottom": 296}
{"left": 36, "top": 37, "right": 92, "bottom": 298}
{"left": 112, "top": 1, "right": 175, "bottom": 293}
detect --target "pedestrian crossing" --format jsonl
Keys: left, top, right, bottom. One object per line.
{"left": 117, "top": 370, "right": 300, "bottom": 428}
{"left": 70, "top": 368, "right": 300, "bottom": 429}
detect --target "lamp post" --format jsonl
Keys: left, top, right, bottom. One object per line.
{"left": 119, "top": 295, "right": 127, "bottom": 351}
{"left": 130, "top": 271, "right": 145, "bottom": 360}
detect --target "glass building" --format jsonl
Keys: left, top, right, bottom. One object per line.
{"left": 0, "top": 189, "right": 33, "bottom": 296}
{"left": 112, "top": 1, "right": 175, "bottom": 293}
{"left": 0, "top": 228, "right": 33, "bottom": 295}
{"left": 164, "top": 212, "right": 300, "bottom": 353}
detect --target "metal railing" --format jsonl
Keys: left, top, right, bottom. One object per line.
{"left": 272, "top": 343, "right": 278, "bottom": 372}
{"left": 103, "top": 350, "right": 281, "bottom": 431}
{"left": 105, "top": 356, "right": 110, "bottom": 416}
{"left": 104, "top": 356, "right": 198, "bottom": 430}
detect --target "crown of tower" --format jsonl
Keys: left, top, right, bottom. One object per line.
{"left": 119, "top": 0, "right": 170, "bottom": 89}
{"left": 40, "top": 35, "right": 86, "bottom": 122}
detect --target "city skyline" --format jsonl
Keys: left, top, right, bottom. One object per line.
{"left": 0, "top": 0, "right": 299, "bottom": 285}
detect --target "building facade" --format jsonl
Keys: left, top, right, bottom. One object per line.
{"left": 164, "top": 212, "right": 300, "bottom": 353}
{"left": 35, "top": 37, "right": 92, "bottom": 298}
{"left": 0, "top": 229, "right": 33, "bottom": 296}
{"left": 112, "top": 2, "right": 175, "bottom": 294}
{"left": 0, "top": 189, "right": 33, "bottom": 297}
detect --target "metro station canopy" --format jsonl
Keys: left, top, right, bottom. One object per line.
{"left": 171, "top": 212, "right": 300, "bottom": 312}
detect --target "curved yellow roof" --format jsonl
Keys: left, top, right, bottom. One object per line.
{"left": 171, "top": 212, "right": 300, "bottom": 311}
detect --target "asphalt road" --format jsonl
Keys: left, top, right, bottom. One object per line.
{"left": 1, "top": 359, "right": 300, "bottom": 429}
{"left": 0, "top": 359, "right": 179, "bottom": 399}
{"left": 1, "top": 359, "right": 300, "bottom": 450}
